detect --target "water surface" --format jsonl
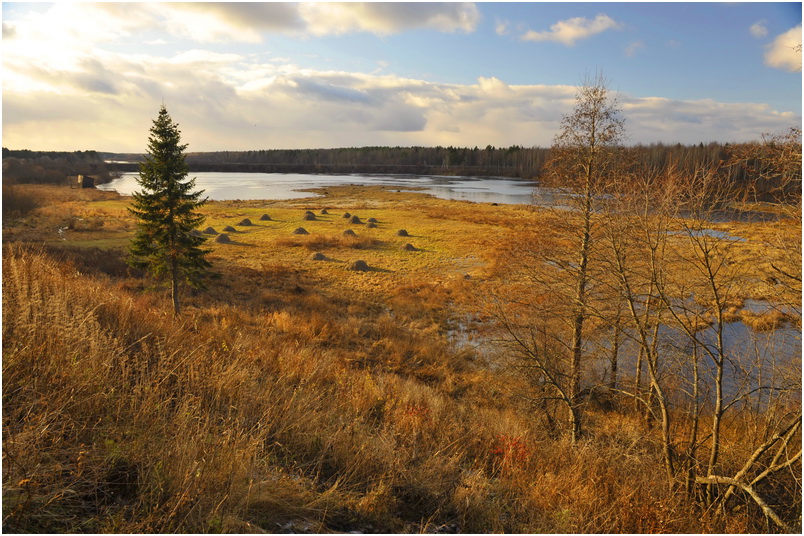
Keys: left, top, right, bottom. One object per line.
{"left": 98, "top": 172, "right": 546, "bottom": 205}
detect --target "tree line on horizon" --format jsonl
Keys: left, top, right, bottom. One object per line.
{"left": 1, "top": 148, "right": 117, "bottom": 185}
{"left": 179, "top": 142, "right": 737, "bottom": 180}
{"left": 3, "top": 134, "right": 801, "bottom": 204}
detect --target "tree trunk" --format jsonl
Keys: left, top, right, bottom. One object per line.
{"left": 609, "top": 318, "right": 620, "bottom": 390}
{"left": 569, "top": 180, "right": 593, "bottom": 443}
{"left": 569, "top": 404, "right": 582, "bottom": 444}
{"left": 171, "top": 258, "right": 181, "bottom": 315}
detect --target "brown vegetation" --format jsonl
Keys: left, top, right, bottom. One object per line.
{"left": 2, "top": 185, "right": 40, "bottom": 220}
{"left": 1, "top": 242, "right": 706, "bottom": 533}
{"left": 2, "top": 172, "right": 800, "bottom": 533}
{"left": 348, "top": 259, "right": 370, "bottom": 271}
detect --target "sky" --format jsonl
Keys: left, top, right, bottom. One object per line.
{"left": 2, "top": 2, "right": 801, "bottom": 152}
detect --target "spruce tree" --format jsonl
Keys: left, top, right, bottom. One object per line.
{"left": 129, "top": 105, "right": 211, "bottom": 315}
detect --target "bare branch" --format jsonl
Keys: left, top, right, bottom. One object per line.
{"left": 695, "top": 475, "right": 793, "bottom": 532}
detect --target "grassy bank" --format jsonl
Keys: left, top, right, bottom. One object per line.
{"left": 3, "top": 184, "right": 800, "bottom": 533}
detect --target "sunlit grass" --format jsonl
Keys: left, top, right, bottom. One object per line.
{"left": 3, "top": 182, "right": 800, "bottom": 534}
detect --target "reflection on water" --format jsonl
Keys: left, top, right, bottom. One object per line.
{"left": 98, "top": 172, "right": 548, "bottom": 205}
{"left": 667, "top": 228, "right": 746, "bottom": 242}
{"left": 592, "top": 313, "right": 801, "bottom": 406}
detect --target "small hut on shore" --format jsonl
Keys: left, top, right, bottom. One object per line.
{"left": 70, "top": 174, "right": 98, "bottom": 189}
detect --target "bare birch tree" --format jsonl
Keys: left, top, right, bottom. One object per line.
{"left": 493, "top": 73, "right": 626, "bottom": 443}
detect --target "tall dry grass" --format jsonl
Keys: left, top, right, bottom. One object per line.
{"left": 3, "top": 241, "right": 798, "bottom": 533}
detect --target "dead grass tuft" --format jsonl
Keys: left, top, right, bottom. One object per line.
{"left": 740, "top": 308, "right": 791, "bottom": 331}
{"left": 276, "top": 233, "right": 381, "bottom": 251}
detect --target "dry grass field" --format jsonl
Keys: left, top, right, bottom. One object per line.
{"left": 3, "top": 184, "right": 801, "bottom": 533}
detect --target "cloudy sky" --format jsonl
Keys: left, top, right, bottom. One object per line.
{"left": 2, "top": 2, "right": 801, "bottom": 152}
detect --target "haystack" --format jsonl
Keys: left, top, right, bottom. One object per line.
{"left": 342, "top": 212, "right": 351, "bottom": 218}
{"left": 223, "top": 225, "right": 237, "bottom": 232}
{"left": 190, "top": 229, "right": 204, "bottom": 237}
{"left": 366, "top": 222, "right": 377, "bottom": 228}
{"left": 343, "top": 229, "right": 357, "bottom": 237}
{"left": 214, "top": 233, "right": 231, "bottom": 243}
{"left": 348, "top": 215, "right": 363, "bottom": 224}
{"left": 238, "top": 218, "right": 252, "bottom": 226}
{"left": 292, "top": 227, "right": 309, "bottom": 235}
{"left": 259, "top": 214, "right": 272, "bottom": 221}
{"left": 302, "top": 212, "right": 317, "bottom": 221}
{"left": 402, "top": 243, "right": 417, "bottom": 251}
{"left": 396, "top": 229, "right": 409, "bottom": 237}
{"left": 348, "top": 260, "right": 370, "bottom": 272}
{"left": 367, "top": 217, "right": 378, "bottom": 223}
{"left": 320, "top": 209, "right": 329, "bottom": 215}
{"left": 310, "top": 252, "right": 326, "bottom": 261}
{"left": 203, "top": 227, "right": 218, "bottom": 235}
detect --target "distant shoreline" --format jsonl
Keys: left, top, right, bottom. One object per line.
{"left": 105, "top": 161, "right": 530, "bottom": 179}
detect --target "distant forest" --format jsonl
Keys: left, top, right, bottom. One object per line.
{"left": 101, "top": 142, "right": 739, "bottom": 179}
{"left": 3, "top": 136, "right": 800, "bottom": 203}
{"left": 2, "top": 148, "right": 116, "bottom": 185}
{"left": 181, "top": 143, "right": 734, "bottom": 180}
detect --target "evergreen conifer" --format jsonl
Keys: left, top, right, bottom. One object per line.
{"left": 129, "top": 105, "right": 211, "bottom": 314}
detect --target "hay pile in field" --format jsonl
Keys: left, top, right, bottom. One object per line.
{"left": 396, "top": 229, "right": 409, "bottom": 237}
{"left": 203, "top": 227, "right": 218, "bottom": 234}
{"left": 348, "top": 215, "right": 363, "bottom": 224}
{"left": 223, "top": 225, "right": 237, "bottom": 232}
{"left": 292, "top": 227, "right": 309, "bottom": 235}
{"left": 310, "top": 252, "right": 326, "bottom": 261}
{"left": 259, "top": 214, "right": 271, "bottom": 221}
{"left": 348, "top": 260, "right": 370, "bottom": 272}
{"left": 367, "top": 217, "right": 378, "bottom": 223}
{"left": 190, "top": 229, "right": 204, "bottom": 237}
{"left": 238, "top": 218, "right": 252, "bottom": 226}
{"left": 342, "top": 212, "right": 351, "bottom": 218}
{"left": 302, "top": 212, "right": 317, "bottom": 221}
{"left": 320, "top": 209, "right": 329, "bottom": 215}
{"left": 366, "top": 222, "right": 377, "bottom": 228}
{"left": 402, "top": 243, "right": 417, "bottom": 251}
{"left": 214, "top": 233, "right": 231, "bottom": 243}
{"left": 343, "top": 229, "right": 357, "bottom": 237}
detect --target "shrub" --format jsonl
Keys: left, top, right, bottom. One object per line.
{"left": 2, "top": 185, "right": 39, "bottom": 219}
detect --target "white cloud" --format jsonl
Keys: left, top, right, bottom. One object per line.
{"left": 297, "top": 2, "right": 481, "bottom": 36}
{"left": 495, "top": 18, "right": 510, "bottom": 36}
{"left": 625, "top": 41, "right": 644, "bottom": 58}
{"left": 750, "top": 20, "right": 768, "bottom": 38}
{"left": 521, "top": 14, "right": 621, "bottom": 46}
{"left": 1, "top": 2, "right": 481, "bottom": 57}
{"left": 1, "top": 4, "right": 798, "bottom": 152}
{"left": 621, "top": 96, "right": 798, "bottom": 144}
{"left": 3, "top": 43, "right": 797, "bottom": 152}
{"left": 764, "top": 25, "right": 802, "bottom": 72}
{"left": 3, "top": 21, "right": 16, "bottom": 38}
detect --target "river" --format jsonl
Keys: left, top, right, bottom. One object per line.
{"left": 97, "top": 172, "right": 555, "bottom": 205}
